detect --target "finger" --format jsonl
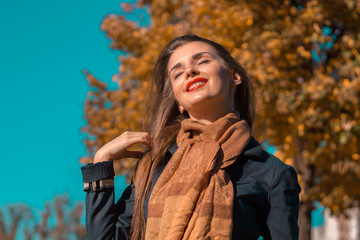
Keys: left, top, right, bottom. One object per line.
{"left": 141, "top": 133, "right": 152, "bottom": 148}
{"left": 126, "top": 132, "right": 152, "bottom": 149}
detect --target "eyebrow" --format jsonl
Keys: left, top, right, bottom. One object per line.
{"left": 169, "top": 51, "right": 213, "bottom": 74}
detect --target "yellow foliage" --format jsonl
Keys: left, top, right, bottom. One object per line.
{"left": 80, "top": 0, "right": 360, "bottom": 217}
{"left": 353, "top": 154, "right": 360, "bottom": 160}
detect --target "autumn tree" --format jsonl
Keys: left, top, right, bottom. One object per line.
{"left": 0, "top": 204, "right": 32, "bottom": 240}
{"left": 81, "top": 0, "right": 360, "bottom": 239}
{"left": 0, "top": 195, "right": 86, "bottom": 240}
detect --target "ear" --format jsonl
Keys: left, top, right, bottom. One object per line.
{"left": 232, "top": 72, "right": 242, "bottom": 86}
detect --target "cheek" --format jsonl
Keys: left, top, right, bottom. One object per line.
{"left": 214, "top": 68, "right": 233, "bottom": 89}
{"left": 170, "top": 81, "right": 182, "bottom": 102}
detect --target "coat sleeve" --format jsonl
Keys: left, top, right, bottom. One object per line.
{"left": 81, "top": 162, "right": 135, "bottom": 240}
{"left": 265, "top": 165, "right": 301, "bottom": 240}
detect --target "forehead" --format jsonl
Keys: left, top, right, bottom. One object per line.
{"left": 168, "top": 41, "right": 218, "bottom": 69}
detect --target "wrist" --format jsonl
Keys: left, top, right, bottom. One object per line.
{"left": 94, "top": 150, "right": 111, "bottom": 163}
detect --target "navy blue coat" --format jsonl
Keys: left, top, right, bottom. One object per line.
{"left": 81, "top": 137, "right": 300, "bottom": 240}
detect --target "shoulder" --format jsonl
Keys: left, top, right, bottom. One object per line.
{"left": 227, "top": 137, "right": 299, "bottom": 192}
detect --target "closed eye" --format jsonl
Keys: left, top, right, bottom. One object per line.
{"left": 199, "top": 59, "right": 210, "bottom": 65}
{"left": 174, "top": 72, "right": 183, "bottom": 79}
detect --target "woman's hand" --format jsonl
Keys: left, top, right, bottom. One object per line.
{"left": 93, "top": 131, "right": 152, "bottom": 163}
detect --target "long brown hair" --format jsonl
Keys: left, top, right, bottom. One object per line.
{"left": 130, "top": 35, "right": 255, "bottom": 240}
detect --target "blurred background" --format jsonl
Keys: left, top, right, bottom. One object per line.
{"left": 0, "top": 0, "right": 359, "bottom": 239}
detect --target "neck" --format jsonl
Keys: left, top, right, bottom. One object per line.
{"left": 187, "top": 107, "right": 235, "bottom": 125}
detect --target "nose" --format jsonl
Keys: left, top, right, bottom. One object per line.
{"left": 184, "top": 64, "right": 200, "bottom": 78}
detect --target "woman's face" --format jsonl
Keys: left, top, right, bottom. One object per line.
{"left": 167, "top": 41, "right": 240, "bottom": 121}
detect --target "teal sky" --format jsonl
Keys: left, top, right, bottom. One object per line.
{"left": 0, "top": 1, "right": 324, "bottom": 233}
{"left": 0, "top": 0, "right": 147, "bottom": 209}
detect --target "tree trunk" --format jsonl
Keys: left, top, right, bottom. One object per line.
{"left": 299, "top": 201, "right": 312, "bottom": 240}
{"left": 293, "top": 139, "right": 315, "bottom": 240}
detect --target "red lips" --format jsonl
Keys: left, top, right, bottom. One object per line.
{"left": 186, "top": 78, "right": 208, "bottom": 92}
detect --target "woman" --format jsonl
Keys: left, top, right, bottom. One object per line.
{"left": 81, "top": 35, "right": 301, "bottom": 240}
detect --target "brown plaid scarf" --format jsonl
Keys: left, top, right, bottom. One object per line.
{"left": 145, "top": 112, "right": 251, "bottom": 239}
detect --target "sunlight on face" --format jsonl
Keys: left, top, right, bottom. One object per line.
{"left": 168, "top": 41, "right": 239, "bottom": 123}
